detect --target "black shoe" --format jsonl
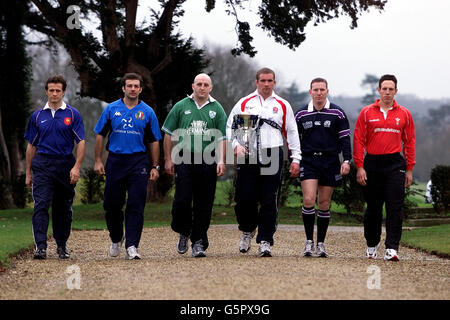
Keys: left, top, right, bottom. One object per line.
{"left": 33, "top": 248, "right": 47, "bottom": 260}
{"left": 57, "top": 246, "right": 70, "bottom": 259}
{"left": 177, "top": 234, "right": 189, "bottom": 254}
{"left": 191, "top": 240, "right": 206, "bottom": 258}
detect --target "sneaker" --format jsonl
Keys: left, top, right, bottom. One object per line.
{"left": 192, "top": 240, "right": 206, "bottom": 258}
{"left": 125, "top": 246, "right": 141, "bottom": 260}
{"left": 110, "top": 236, "right": 124, "bottom": 257}
{"left": 57, "top": 246, "right": 70, "bottom": 259}
{"left": 315, "top": 242, "right": 328, "bottom": 258}
{"left": 177, "top": 234, "right": 189, "bottom": 254}
{"left": 33, "top": 248, "right": 47, "bottom": 260}
{"left": 239, "top": 230, "right": 256, "bottom": 253}
{"left": 303, "top": 240, "right": 315, "bottom": 257}
{"left": 384, "top": 248, "right": 399, "bottom": 261}
{"left": 258, "top": 241, "right": 272, "bottom": 257}
{"left": 366, "top": 243, "right": 380, "bottom": 259}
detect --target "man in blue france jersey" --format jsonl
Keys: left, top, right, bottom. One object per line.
{"left": 295, "top": 78, "right": 351, "bottom": 258}
{"left": 24, "top": 75, "right": 86, "bottom": 260}
{"left": 94, "top": 73, "right": 161, "bottom": 260}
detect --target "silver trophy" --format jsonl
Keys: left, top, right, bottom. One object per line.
{"left": 233, "top": 113, "right": 260, "bottom": 157}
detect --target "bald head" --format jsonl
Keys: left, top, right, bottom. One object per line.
{"left": 192, "top": 73, "right": 213, "bottom": 104}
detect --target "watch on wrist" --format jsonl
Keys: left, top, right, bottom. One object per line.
{"left": 152, "top": 165, "right": 160, "bottom": 171}
{"left": 343, "top": 160, "right": 350, "bottom": 164}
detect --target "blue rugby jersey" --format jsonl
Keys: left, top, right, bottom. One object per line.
{"left": 294, "top": 99, "right": 352, "bottom": 161}
{"left": 94, "top": 99, "right": 162, "bottom": 154}
{"left": 24, "top": 102, "right": 85, "bottom": 156}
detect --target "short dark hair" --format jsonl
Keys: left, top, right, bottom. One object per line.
{"left": 378, "top": 74, "right": 397, "bottom": 89}
{"left": 310, "top": 77, "right": 328, "bottom": 89}
{"left": 121, "top": 73, "right": 143, "bottom": 87}
{"left": 256, "top": 67, "right": 275, "bottom": 81}
{"left": 45, "top": 75, "right": 67, "bottom": 91}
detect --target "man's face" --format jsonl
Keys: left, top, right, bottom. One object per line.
{"left": 46, "top": 83, "right": 65, "bottom": 105}
{"left": 309, "top": 81, "right": 329, "bottom": 106}
{"left": 256, "top": 73, "right": 276, "bottom": 98}
{"left": 122, "top": 79, "right": 142, "bottom": 100}
{"left": 378, "top": 80, "right": 397, "bottom": 104}
{"left": 192, "top": 75, "right": 212, "bottom": 100}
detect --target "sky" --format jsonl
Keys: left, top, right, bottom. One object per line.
{"left": 156, "top": 0, "right": 450, "bottom": 100}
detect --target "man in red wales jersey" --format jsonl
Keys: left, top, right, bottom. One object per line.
{"left": 353, "top": 74, "right": 415, "bottom": 261}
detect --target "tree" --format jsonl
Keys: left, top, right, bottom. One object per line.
{"left": 0, "top": 1, "right": 32, "bottom": 209}
{"left": 360, "top": 73, "right": 378, "bottom": 106}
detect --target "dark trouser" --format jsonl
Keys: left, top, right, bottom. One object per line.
{"left": 171, "top": 162, "right": 217, "bottom": 250}
{"left": 234, "top": 147, "right": 283, "bottom": 246}
{"left": 104, "top": 152, "right": 149, "bottom": 249}
{"left": 31, "top": 153, "right": 76, "bottom": 249}
{"left": 363, "top": 153, "right": 406, "bottom": 251}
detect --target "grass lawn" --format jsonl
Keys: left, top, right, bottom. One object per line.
{"left": 401, "top": 224, "right": 450, "bottom": 258}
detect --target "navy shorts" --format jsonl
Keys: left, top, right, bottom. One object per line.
{"left": 299, "top": 154, "right": 342, "bottom": 187}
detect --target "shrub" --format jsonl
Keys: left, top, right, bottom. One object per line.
{"left": 430, "top": 165, "right": 450, "bottom": 213}
{"left": 80, "top": 168, "right": 105, "bottom": 204}
{"left": 332, "top": 163, "right": 365, "bottom": 215}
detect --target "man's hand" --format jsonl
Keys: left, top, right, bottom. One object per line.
{"left": 356, "top": 167, "right": 367, "bottom": 186}
{"left": 217, "top": 163, "right": 226, "bottom": 177}
{"left": 165, "top": 158, "right": 175, "bottom": 176}
{"left": 150, "top": 168, "right": 159, "bottom": 181}
{"left": 94, "top": 160, "right": 105, "bottom": 175}
{"left": 405, "top": 170, "right": 413, "bottom": 188}
{"left": 234, "top": 145, "right": 248, "bottom": 158}
{"left": 70, "top": 167, "right": 81, "bottom": 184}
{"left": 25, "top": 171, "right": 32, "bottom": 188}
{"left": 340, "top": 162, "right": 351, "bottom": 176}
{"left": 289, "top": 162, "right": 300, "bottom": 178}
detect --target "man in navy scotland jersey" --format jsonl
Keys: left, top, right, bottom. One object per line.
{"left": 94, "top": 73, "right": 161, "bottom": 260}
{"left": 295, "top": 78, "right": 351, "bottom": 258}
{"left": 25, "top": 75, "right": 86, "bottom": 260}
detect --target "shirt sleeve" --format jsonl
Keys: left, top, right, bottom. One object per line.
{"left": 24, "top": 111, "right": 39, "bottom": 145}
{"left": 162, "top": 104, "right": 179, "bottom": 136}
{"left": 94, "top": 105, "right": 111, "bottom": 136}
{"left": 71, "top": 108, "right": 85, "bottom": 143}
{"left": 283, "top": 100, "right": 301, "bottom": 162}
{"left": 215, "top": 103, "right": 227, "bottom": 141}
{"left": 353, "top": 108, "right": 367, "bottom": 168}
{"left": 336, "top": 108, "right": 352, "bottom": 161}
{"left": 402, "top": 108, "right": 416, "bottom": 171}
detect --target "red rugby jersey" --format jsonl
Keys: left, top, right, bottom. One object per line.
{"left": 353, "top": 99, "right": 416, "bottom": 170}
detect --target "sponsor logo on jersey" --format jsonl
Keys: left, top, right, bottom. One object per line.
{"left": 114, "top": 111, "right": 122, "bottom": 117}
{"left": 369, "top": 118, "right": 379, "bottom": 122}
{"left": 186, "top": 120, "right": 207, "bottom": 135}
{"left": 185, "top": 110, "right": 192, "bottom": 115}
{"left": 64, "top": 117, "right": 71, "bottom": 126}
{"left": 122, "top": 117, "right": 133, "bottom": 129}
{"left": 302, "top": 121, "right": 313, "bottom": 129}
{"left": 209, "top": 111, "right": 216, "bottom": 119}
{"left": 314, "top": 121, "right": 321, "bottom": 126}
{"left": 135, "top": 111, "right": 145, "bottom": 120}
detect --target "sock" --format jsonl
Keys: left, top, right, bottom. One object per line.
{"left": 302, "top": 206, "right": 315, "bottom": 241}
{"left": 317, "top": 209, "right": 330, "bottom": 243}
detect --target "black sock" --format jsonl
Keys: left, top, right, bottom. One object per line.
{"left": 302, "top": 206, "right": 315, "bottom": 241}
{"left": 317, "top": 209, "right": 330, "bottom": 243}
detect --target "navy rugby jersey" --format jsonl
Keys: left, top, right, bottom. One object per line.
{"left": 294, "top": 99, "right": 351, "bottom": 161}
{"left": 24, "top": 102, "right": 85, "bottom": 156}
{"left": 94, "top": 99, "right": 162, "bottom": 154}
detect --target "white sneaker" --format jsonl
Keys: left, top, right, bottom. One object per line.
{"left": 239, "top": 230, "right": 256, "bottom": 253}
{"left": 125, "top": 245, "right": 141, "bottom": 260}
{"left": 366, "top": 243, "right": 380, "bottom": 259}
{"left": 109, "top": 237, "right": 124, "bottom": 257}
{"left": 258, "top": 241, "right": 271, "bottom": 257}
{"left": 384, "top": 248, "right": 399, "bottom": 261}
{"left": 303, "top": 240, "right": 315, "bottom": 257}
{"left": 315, "top": 242, "right": 328, "bottom": 258}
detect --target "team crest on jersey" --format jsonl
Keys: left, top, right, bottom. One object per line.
{"left": 395, "top": 117, "right": 400, "bottom": 125}
{"left": 64, "top": 117, "right": 71, "bottom": 126}
{"left": 209, "top": 111, "right": 216, "bottom": 119}
{"left": 273, "top": 107, "right": 278, "bottom": 113}
{"left": 303, "top": 121, "right": 313, "bottom": 129}
{"left": 324, "top": 120, "right": 331, "bottom": 127}
{"left": 135, "top": 111, "right": 145, "bottom": 120}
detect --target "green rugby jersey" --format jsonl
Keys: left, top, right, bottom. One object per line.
{"left": 162, "top": 96, "right": 227, "bottom": 153}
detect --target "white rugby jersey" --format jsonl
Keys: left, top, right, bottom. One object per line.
{"left": 226, "top": 90, "right": 301, "bottom": 162}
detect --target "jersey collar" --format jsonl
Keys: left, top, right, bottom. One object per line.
{"left": 308, "top": 99, "right": 330, "bottom": 112}
{"left": 44, "top": 101, "right": 67, "bottom": 110}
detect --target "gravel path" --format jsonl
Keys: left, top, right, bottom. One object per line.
{"left": 0, "top": 225, "right": 449, "bottom": 300}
